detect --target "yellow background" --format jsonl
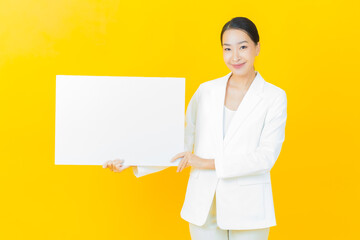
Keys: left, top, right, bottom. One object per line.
{"left": 1, "top": 0, "right": 359, "bottom": 239}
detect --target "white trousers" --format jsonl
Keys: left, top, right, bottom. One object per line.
{"left": 189, "top": 193, "right": 270, "bottom": 240}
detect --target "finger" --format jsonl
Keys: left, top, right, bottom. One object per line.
{"left": 180, "top": 154, "right": 191, "bottom": 172}
{"left": 114, "top": 162, "right": 123, "bottom": 171}
{"left": 183, "top": 152, "right": 191, "bottom": 169}
{"left": 114, "top": 159, "right": 125, "bottom": 164}
{"left": 109, "top": 161, "right": 115, "bottom": 171}
{"left": 178, "top": 160, "right": 186, "bottom": 172}
{"left": 103, "top": 160, "right": 110, "bottom": 168}
{"left": 114, "top": 164, "right": 129, "bottom": 173}
{"left": 113, "top": 166, "right": 122, "bottom": 172}
{"left": 113, "top": 163, "right": 119, "bottom": 171}
{"left": 171, "top": 153, "right": 181, "bottom": 162}
{"left": 177, "top": 155, "right": 188, "bottom": 172}
{"left": 176, "top": 159, "right": 184, "bottom": 172}
{"left": 187, "top": 154, "right": 193, "bottom": 167}
{"left": 105, "top": 160, "right": 113, "bottom": 169}
{"left": 171, "top": 152, "right": 186, "bottom": 162}
{"left": 182, "top": 158, "right": 189, "bottom": 172}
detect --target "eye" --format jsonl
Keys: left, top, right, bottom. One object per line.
{"left": 224, "top": 48, "right": 231, "bottom": 51}
{"left": 240, "top": 46, "right": 247, "bottom": 49}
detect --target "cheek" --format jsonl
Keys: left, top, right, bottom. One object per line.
{"left": 223, "top": 52, "right": 232, "bottom": 62}
{"left": 244, "top": 49, "right": 256, "bottom": 60}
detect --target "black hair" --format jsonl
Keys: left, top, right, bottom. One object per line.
{"left": 220, "top": 17, "right": 259, "bottom": 46}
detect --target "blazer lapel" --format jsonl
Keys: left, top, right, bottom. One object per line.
{"left": 213, "top": 71, "right": 265, "bottom": 155}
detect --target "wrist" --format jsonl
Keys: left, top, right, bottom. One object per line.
{"left": 200, "top": 157, "right": 215, "bottom": 169}
{"left": 204, "top": 158, "right": 215, "bottom": 169}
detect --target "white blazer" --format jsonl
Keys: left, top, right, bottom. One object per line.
{"left": 133, "top": 71, "right": 287, "bottom": 230}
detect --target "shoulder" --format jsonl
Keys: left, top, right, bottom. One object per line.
{"left": 261, "top": 79, "right": 287, "bottom": 111}
{"left": 259, "top": 71, "right": 286, "bottom": 103}
{"left": 197, "top": 73, "right": 229, "bottom": 93}
{"left": 263, "top": 81, "right": 286, "bottom": 99}
{"left": 189, "top": 74, "right": 227, "bottom": 101}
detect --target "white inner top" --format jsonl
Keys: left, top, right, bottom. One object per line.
{"left": 223, "top": 105, "right": 236, "bottom": 139}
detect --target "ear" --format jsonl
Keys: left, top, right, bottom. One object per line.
{"left": 255, "top": 42, "right": 260, "bottom": 56}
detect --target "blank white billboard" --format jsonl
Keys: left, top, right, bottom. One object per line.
{"left": 55, "top": 75, "right": 185, "bottom": 166}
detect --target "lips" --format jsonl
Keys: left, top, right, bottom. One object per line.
{"left": 232, "top": 63, "right": 245, "bottom": 68}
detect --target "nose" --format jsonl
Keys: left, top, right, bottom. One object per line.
{"left": 232, "top": 49, "right": 240, "bottom": 62}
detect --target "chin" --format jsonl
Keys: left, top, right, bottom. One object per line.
{"left": 232, "top": 68, "right": 247, "bottom": 74}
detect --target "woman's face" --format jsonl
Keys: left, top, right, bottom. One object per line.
{"left": 222, "top": 29, "right": 260, "bottom": 76}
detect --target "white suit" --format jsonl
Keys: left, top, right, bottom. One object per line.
{"left": 133, "top": 71, "right": 287, "bottom": 230}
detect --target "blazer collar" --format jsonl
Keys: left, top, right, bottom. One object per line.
{"left": 214, "top": 71, "right": 265, "bottom": 150}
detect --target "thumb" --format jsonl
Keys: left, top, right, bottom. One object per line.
{"left": 102, "top": 160, "right": 110, "bottom": 168}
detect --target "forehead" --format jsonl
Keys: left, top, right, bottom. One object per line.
{"left": 222, "top": 29, "right": 251, "bottom": 44}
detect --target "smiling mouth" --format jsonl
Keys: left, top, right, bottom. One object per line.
{"left": 232, "top": 63, "right": 245, "bottom": 68}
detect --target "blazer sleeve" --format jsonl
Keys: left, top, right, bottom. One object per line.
{"left": 133, "top": 86, "right": 200, "bottom": 178}
{"left": 215, "top": 90, "right": 287, "bottom": 179}
{"left": 184, "top": 86, "right": 200, "bottom": 153}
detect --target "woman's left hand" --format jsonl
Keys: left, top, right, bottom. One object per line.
{"left": 170, "top": 151, "right": 206, "bottom": 173}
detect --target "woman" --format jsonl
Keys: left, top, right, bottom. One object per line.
{"left": 104, "top": 17, "right": 287, "bottom": 240}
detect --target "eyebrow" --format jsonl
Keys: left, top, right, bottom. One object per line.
{"left": 223, "top": 41, "right": 248, "bottom": 46}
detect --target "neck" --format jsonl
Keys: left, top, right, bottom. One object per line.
{"left": 229, "top": 69, "right": 257, "bottom": 89}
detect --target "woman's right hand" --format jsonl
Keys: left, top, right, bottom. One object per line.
{"left": 102, "top": 158, "right": 133, "bottom": 173}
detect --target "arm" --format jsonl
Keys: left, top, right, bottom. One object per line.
{"left": 214, "top": 90, "right": 288, "bottom": 179}
{"left": 184, "top": 86, "right": 200, "bottom": 153}
{"left": 133, "top": 86, "right": 201, "bottom": 178}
